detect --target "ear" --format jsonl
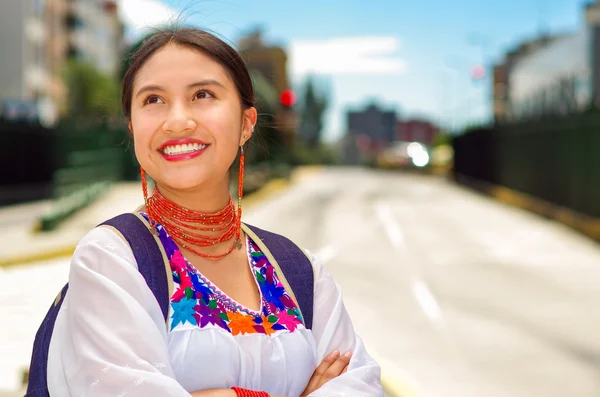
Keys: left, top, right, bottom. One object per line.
{"left": 128, "top": 120, "right": 133, "bottom": 134}
{"left": 240, "top": 107, "right": 258, "bottom": 146}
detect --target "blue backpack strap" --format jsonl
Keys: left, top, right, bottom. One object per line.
{"left": 25, "top": 213, "right": 169, "bottom": 397}
{"left": 100, "top": 213, "right": 170, "bottom": 322}
{"left": 26, "top": 284, "right": 69, "bottom": 397}
{"left": 243, "top": 224, "right": 314, "bottom": 329}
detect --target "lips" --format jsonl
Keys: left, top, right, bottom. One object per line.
{"left": 158, "top": 138, "right": 209, "bottom": 162}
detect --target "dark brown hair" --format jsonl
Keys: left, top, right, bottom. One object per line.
{"left": 121, "top": 27, "right": 255, "bottom": 120}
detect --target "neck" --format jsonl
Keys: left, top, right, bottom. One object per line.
{"left": 156, "top": 178, "right": 232, "bottom": 213}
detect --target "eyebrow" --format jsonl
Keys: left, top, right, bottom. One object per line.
{"left": 135, "top": 79, "right": 226, "bottom": 98}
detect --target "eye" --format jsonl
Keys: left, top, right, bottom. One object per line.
{"left": 144, "top": 95, "right": 164, "bottom": 105}
{"left": 194, "top": 90, "right": 214, "bottom": 100}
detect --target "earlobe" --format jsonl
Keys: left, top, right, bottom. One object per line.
{"left": 240, "top": 123, "right": 254, "bottom": 146}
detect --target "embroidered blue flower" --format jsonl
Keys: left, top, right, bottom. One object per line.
{"left": 191, "top": 273, "right": 213, "bottom": 303}
{"left": 170, "top": 298, "right": 199, "bottom": 330}
{"left": 261, "top": 282, "right": 286, "bottom": 310}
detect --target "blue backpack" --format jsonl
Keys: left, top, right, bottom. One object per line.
{"left": 25, "top": 213, "right": 314, "bottom": 397}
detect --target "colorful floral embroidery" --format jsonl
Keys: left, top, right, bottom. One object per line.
{"left": 140, "top": 214, "right": 304, "bottom": 335}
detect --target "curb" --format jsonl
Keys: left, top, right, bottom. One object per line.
{"left": 456, "top": 175, "right": 600, "bottom": 242}
{"left": 0, "top": 245, "right": 77, "bottom": 269}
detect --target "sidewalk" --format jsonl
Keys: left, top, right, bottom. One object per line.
{"left": 0, "top": 182, "right": 145, "bottom": 268}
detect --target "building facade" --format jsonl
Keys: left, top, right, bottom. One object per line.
{"left": 238, "top": 29, "right": 290, "bottom": 92}
{"left": 343, "top": 103, "right": 397, "bottom": 164}
{"left": 494, "top": 2, "right": 600, "bottom": 123}
{"left": 67, "top": 0, "right": 123, "bottom": 75}
{"left": 0, "top": 0, "right": 123, "bottom": 125}
{"left": 238, "top": 29, "right": 296, "bottom": 135}
{"left": 397, "top": 119, "right": 437, "bottom": 147}
{"left": 0, "top": 0, "right": 48, "bottom": 102}
{"left": 492, "top": 34, "right": 566, "bottom": 123}
{"left": 509, "top": 31, "right": 591, "bottom": 120}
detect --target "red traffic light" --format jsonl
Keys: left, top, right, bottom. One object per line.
{"left": 280, "top": 90, "right": 296, "bottom": 107}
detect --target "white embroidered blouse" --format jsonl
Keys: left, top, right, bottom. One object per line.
{"left": 47, "top": 218, "right": 383, "bottom": 396}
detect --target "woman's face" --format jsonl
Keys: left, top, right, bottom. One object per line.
{"left": 129, "top": 43, "right": 256, "bottom": 193}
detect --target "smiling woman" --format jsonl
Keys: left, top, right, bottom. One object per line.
{"left": 27, "top": 27, "right": 383, "bottom": 397}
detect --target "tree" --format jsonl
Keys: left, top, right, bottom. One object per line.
{"left": 298, "top": 76, "right": 328, "bottom": 148}
{"left": 63, "top": 60, "right": 120, "bottom": 122}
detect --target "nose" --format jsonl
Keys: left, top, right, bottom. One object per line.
{"left": 162, "top": 102, "right": 197, "bottom": 134}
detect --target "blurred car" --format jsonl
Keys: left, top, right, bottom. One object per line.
{"left": 377, "top": 141, "right": 430, "bottom": 169}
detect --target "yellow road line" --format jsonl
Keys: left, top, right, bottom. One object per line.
{"left": 0, "top": 246, "right": 76, "bottom": 269}
{"left": 374, "top": 353, "right": 423, "bottom": 397}
{"left": 382, "top": 375, "right": 423, "bottom": 397}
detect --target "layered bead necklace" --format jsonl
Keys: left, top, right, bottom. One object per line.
{"left": 142, "top": 177, "right": 244, "bottom": 260}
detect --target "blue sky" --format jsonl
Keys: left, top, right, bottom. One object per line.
{"left": 120, "top": 0, "right": 589, "bottom": 141}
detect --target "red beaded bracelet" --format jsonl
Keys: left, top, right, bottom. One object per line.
{"left": 231, "top": 387, "right": 270, "bottom": 397}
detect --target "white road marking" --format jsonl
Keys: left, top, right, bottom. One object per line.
{"left": 374, "top": 202, "right": 443, "bottom": 324}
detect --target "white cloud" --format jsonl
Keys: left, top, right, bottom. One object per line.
{"left": 118, "top": 0, "right": 179, "bottom": 38}
{"left": 289, "top": 36, "right": 407, "bottom": 76}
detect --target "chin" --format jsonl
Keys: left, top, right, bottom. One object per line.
{"left": 159, "top": 175, "right": 207, "bottom": 191}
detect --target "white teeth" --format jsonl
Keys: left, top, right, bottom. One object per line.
{"left": 162, "top": 143, "right": 206, "bottom": 156}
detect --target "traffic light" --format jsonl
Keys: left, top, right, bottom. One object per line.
{"left": 280, "top": 90, "right": 296, "bottom": 108}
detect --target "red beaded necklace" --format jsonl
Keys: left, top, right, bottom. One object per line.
{"left": 146, "top": 189, "right": 242, "bottom": 259}
{"left": 140, "top": 146, "right": 245, "bottom": 260}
